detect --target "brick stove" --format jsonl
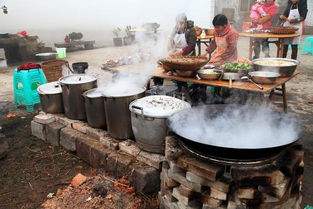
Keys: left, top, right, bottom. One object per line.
{"left": 160, "top": 136, "right": 304, "bottom": 209}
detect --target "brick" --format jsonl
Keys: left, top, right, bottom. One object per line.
{"left": 56, "top": 116, "right": 77, "bottom": 127}
{"left": 165, "top": 136, "right": 183, "bottom": 161}
{"left": 258, "top": 178, "right": 290, "bottom": 199}
{"left": 46, "top": 122, "right": 65, "bottom": 146}
{"left": 210, "top": 188, "right": 227, "bottom": 200}
{"left": 31, "top": 121, "right": 46, "bottom": 141}
{"left": 105, "top": 151, "right": 133, "bottom": 177}
{"left": 119, "top": 140, "right": 141, "bottom": 156}
{"left": 172, "top": 187, "right": 191, "bottom": 206}
{"left": 71, "top": 173, "right": 87, "bottom": 188}
{"left": 177, "top": 156, "right": 223, "bottom": 181}
{"left": 33, "top": 114, "right": 55, "bottom": 124}
{"left": 60, "top": 127, "right": 84, "bottom": 152}
{"left": 178, "top": 185, "right": 193, "bottom": 197}
{"left": 72, "top": 122, "right": 88, "bottom": 134}
{"left": 99, "top": 136, "right": 119, "bottom": 150}
{"left": 168, "top": 169, "right": 202, "bottom": 193}
{"left": 237, "top": 188, "right": 255, "bottom": 199}
{"left": 86, "top": 127, "right": 109, "bottom": 140}
{"left": 159, "top": 192, "right": 172, "bottom": 209}
{"left": 202, "top": 197, "right": 223, "bottom": 208}
{"left": 262, "top": 193, "right": 280, "bottom": 203}
{"left": 169, "top": 161, "right": 185, "bottom": 174}
{"left": 76, "top": 135, "right": 110, "bottom": 168}
{"left": 177, "top": 201, "right": 202, "bottom": 209}
{"left": 186, "top": 172, "right": 230, "bottom": 193}
{"left": 163, "top": 169, "right": 179, "bottom": 188}
{"left": 136, "top": 150, "right": 165, "bottom": 170}
{"left": 129, "top": 162, "right": 160, "bottom": 194}
{"left": 226, "top": 200, "right": 237, "bottom": 209}
{"left": 269, "top": 170, "right": 285, "bottom": 185}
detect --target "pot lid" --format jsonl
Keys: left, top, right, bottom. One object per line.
{"left": 102, "top": 87, "right": 146, "bottom": 98}
{"left": 129, "top": 95, "right": 191, "bottom": 118}
{"left": 59, "top": 75, "right": 97, "bottom": 85}
{"left": 37, "top": 81, "right": 62, "bottom": 94}
{"left": 83, "top": 88, "right": 104, "bottom": 98}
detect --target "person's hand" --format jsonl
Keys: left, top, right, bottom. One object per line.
{"left": 170, "top": 50, "right": 183, "bottom": 57}
{"left": 286, "top": 18, "right": 291, "bottom": 23}
{"left": 280, "top": 15, "right": 287, "bottom": 21}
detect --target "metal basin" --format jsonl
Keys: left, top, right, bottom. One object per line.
{"left": 249, "top": 71, "right": 280, "bottom": 84}
{"left": 37, "top": 81, "right": 64, "bottom": 114}
{"left": 253, "top": 58, "right": 299, "bottom": 77}
{"left": 197, "top": 69, "right": 223, "bottom": 80}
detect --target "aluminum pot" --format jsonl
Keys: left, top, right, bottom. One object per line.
{"left": 252, "top": 58, "right": 299, "bottom": 77}
{"left": 103, "top": 88, "right": 146, "bottom": 140}
{"left": 129, "top": 96, "right": 190, "bottom": 154}
{"left": 83, "top": 88, "right": 106, "bottom": 129}
{"left": 37, "top": 81, "right": 64, "bottom": 114}
{"left": 59, "top": 75, "right": 97, "bottom": 120}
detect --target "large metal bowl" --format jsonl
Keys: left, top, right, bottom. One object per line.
{"left": 197, "top": 69, "right": 223, "bottom": 80}
{"left": 249, "top": 71, "right": 280, "bottom": 84}
{"left": 252, "top": 58, "right": 299, "bottom": 77}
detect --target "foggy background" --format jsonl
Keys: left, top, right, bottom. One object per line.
{"left": 0, "top": 0, "right": 214, "bottom": 47}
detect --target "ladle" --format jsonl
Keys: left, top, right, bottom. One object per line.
{"left": 241, "top": 76, "right": 264, "bottom": 90}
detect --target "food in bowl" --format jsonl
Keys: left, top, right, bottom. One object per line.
{"left": 198, "top": 69, "right": 223, "bottom": 80}
{"left": 254, "top": 60, "right": 296, "bottom": 67}
{"left": 220, "top": 62, "right": 253, "bottom": 71}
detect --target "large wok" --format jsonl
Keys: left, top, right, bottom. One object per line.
{"left": 168, "top": 105, "right": 301, "bottom": 164}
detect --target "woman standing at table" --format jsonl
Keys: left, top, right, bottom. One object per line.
{"left": 203, "top": 14, "right": 239, "bottom": 66}
{"left": 168, "top": 13, "right": 197, "bottom": 56}
{"left": 252, "top": 0, "right": 277, "bottom": 59}
{"left": 280, "top": 0, "right": 308, "bottom": 60}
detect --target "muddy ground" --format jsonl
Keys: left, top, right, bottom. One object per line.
{"left": 0, "top": 37, "right": 313, "bottom": 208}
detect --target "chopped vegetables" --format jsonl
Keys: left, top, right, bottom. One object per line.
{"left": 220, "top": 62, "right": 253, "bottom": 71}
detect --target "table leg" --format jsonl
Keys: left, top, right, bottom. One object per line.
{"left": 278, "top": 38, "right": 285, "bottom": 58}
{"left": 197, "top": 40, "right": 201, "bottom": 56}
{"left": 249, "top": 38, "right": 253, "bottom": 60}
{"left": 282, "top": 83, "right": 287, "bottom": 113}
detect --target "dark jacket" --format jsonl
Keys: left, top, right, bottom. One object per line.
{"left": 283, "top": 0, "right": 308, "bottom": 23}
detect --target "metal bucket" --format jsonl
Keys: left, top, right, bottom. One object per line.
{"left": 37, "top": 82, "right": 64, "bottom": 114}
{"left": 59, "top": 75, "right": 97, "bottom": 120}
{"left": 83, "top": 88, "right": 106, "bottom": 129}
{"left": 103, "top": 89, "right": 145, "bottom": 140}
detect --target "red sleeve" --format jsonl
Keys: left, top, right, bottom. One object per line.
{"left": 182, "top": 46, "right": 194, "bottom": 56}
{"left": 266, "top": 4, "right": 277, "bottom": 17}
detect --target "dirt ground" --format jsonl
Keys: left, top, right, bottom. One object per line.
{"left": 0, "top": 36, "right": 313, "bottom": 208}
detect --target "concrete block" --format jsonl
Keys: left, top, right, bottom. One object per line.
{"left": 168, "top": 169, "right": 202, "bottom": 193}
{"left": 60, "top": 127, "right": 83, "bottom": 152}
{"left": 86, "top": 126, "right": 109, "bottom": 140}
{"left": 237, "top": 188, "right": 255, "bottom": 199}
{"left": 31, "top": 121, "right": 46, "bottom": 141}
{"left": 136, "top": 150, "right": 165, "bottom": 170}
{"left": 106, "top": 151, "right": 133, "bottom": 178}
{"left": 56, "top": 116, "right": 77, "bottom": 127}
{"left": 119, "top": 140, "right": 141, "bottom": 157}
{"left": 99, "top": 136, "right": 119, "bottom": 150}
{"left": 46, "top": 122, "right": 65, "bottom": 146}
{"left": 210, "top": 188, "right": 227, "bottom": 200}
{"left": 72, "top": 122, "right": 88, "bottom": 134}
{"left": 33, "top": 114, "right": 55, "bottom": 124}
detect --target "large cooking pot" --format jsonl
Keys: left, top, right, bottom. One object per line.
{"left": 83, "top": 88, "right": 106, "bottom": 129}
{"left": 103, "top": 88, "right": 146, "bottom": 140}
{"left": 252, "top": 58, "right": 299, "bottom": 77}
{"left": 169, "top": 104, "right": 301, "bottom": 164}
{"left": 59, "top": 75, "right": 97, "bottom": 120}
{"left": 129, "top": 96, "right": 190, "bottom": 154}
{"left": 37, "top": 81, "right": 64, "bottom": 114}
{"left": 72, "top": 62, "right": 88, "bottom": 74}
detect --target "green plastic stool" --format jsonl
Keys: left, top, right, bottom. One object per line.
{"left": 302, "top": 37, "right": 313, "bottom": 55}
{"left": 13, "top": 68, "right": 47, "bottom": 112}
{"left": 305, "top": 205, "right": 313, "bottom": 209}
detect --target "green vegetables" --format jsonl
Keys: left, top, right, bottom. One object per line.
{"left": 221, "top": 63, "right": 252, "bottom": 71}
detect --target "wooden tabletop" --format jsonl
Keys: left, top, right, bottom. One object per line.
{"left": 197, "top": 35, "right": 214, "bottom": 40}
{"left": 152, "top": 70, "right": 299, "bottom": 93}
{"left": 239, "top": 32, "right": 301, "bottom": 39}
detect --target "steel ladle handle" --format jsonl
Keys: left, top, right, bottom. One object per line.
{"left": 248, "top": 78, "right": 264, "bottom": 90}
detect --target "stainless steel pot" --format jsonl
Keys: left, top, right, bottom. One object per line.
{"left": 83, "top": 88, "right": 106, "bottom": 129}
{"left": 252, "top": 58, "right": 299, "bottom": 77}
{"left": 249, "top": 71, "right": 280, "bottom": 84}
{"left": 103, "top": 88, "right": 145, "bottom": 140}
{"left": 37, "top": 81, "right": 64, "bottom": 114}
{"left": 59, "top": 75, "right": 97, "bottom": 120}
{"left": 129, "top": 96, "right": 191, "bottom": 154}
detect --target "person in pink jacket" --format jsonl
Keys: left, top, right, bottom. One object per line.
{"left": 250, "top": 0, "right": 267, "bottom": 29}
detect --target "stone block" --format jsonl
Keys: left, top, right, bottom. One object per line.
{"left": 60, "top": 127, "right": 83, "bottom": 152}
{"left": 163, "top": 168, "right": 179, "bottom": 188}
{"left": 99, "top": 136, "right": 119, "bottom": 150}
{"left": 119, "top": 140, "right": 141, "bottom": 156}
{"left": 237, "top": 188, "right": 255, "bottom": 199}
{"left": 31, "top": 121, "right": 46, "bottom": 141}
{"left": 56, "top": 116, "right": 77, "bottom": 127}
{"left": 136, "top": 150, "right": 165, "bottom": 170}
{"left": 46, "top": 122, "right": 65, "bottom": 146}
{"left": 86, "top": 127, "right": 109, "bottom": 140}
{"left": 129, "top": 162, "right": 160, "bottom": 194}
{"left": 33, "top": 114, "right": 55, "bottom": 124}
{"left": 106, "top": 151, "right": 133, "bottom": 178}
{"left": 177, "top": 156, "right": 223, "bottom": 181}
{"left": 72, "top": 122, "right": 88, "bottom": 134}
{"left": 172, "top": 187, "right": 191, "bottom": 206}
{"left": 168, "top": 169, "right": 202, "bottom": 193}
{"left": 210, "top": 188, "right": 227, "bottom": 200}
{"left": 202, "top": 197, "right": 223, "bottom": 208}
{"left": 165, "top": 136, "right": 183, "bottom": 161}
{"left": 258, "top": 178, "right": 290, "bottom": 199}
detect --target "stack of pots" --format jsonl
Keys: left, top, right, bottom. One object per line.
{"left": 37, "top": 81, "right": 64, "bottom": 114}
{"left": 83, "top": 88, "right": 106, "bottom": 129}
{"left": 59, "top": 74, "right": 97, "bottom": 120}
{"left": 129, "top": 95, "right": 191, "bottom": 154}
{"left": 103, "top": 88, "right": 146, "bottom": 139}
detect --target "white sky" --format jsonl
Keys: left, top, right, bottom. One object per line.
{"left": 0, "top": 0, "right": 213, "bottom": 32}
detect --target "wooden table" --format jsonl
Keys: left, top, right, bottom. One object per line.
{"left": 196, "top": 35, "right": 214, "bottom": 55}
{"left": 153, "top": 70, "right": 299, "bottom": 112}
{"left": 239, "top": 33, "right": 301, "bottom": 59}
